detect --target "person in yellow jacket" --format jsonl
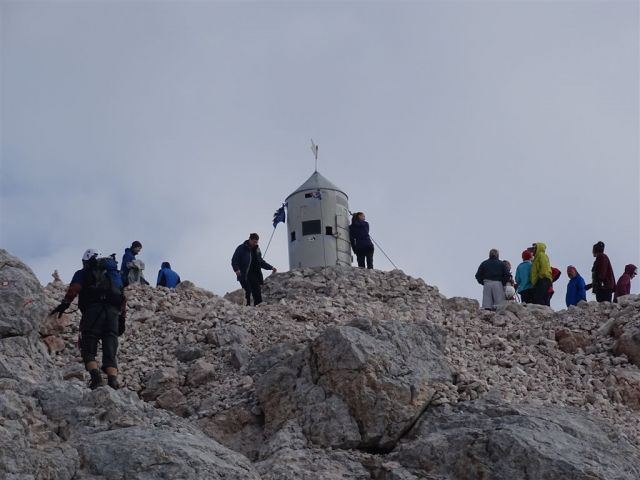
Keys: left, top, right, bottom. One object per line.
{"left": 530, "top": 242, "right": 553, "bottom": 306}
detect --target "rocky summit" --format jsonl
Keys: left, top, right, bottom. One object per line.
{"left": 1, "top": 247, "right": 640, "bottom": 479}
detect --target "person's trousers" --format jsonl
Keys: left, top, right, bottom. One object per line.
{"left": 241, "top": 277, "right": 263, "bottom": 306}
{"left": 534, "top": 278, "right": 552, "bottom": 306}
{"left": 520, "top": 288, "right": 535, "bottom": 304}
{"left": 80, "top": 303, "right": 119, "bottom": 370}
{"left": 482, "top": 280, "right": 505, "bottom": 309}
{"left": 355, "top": 245, "right": 374, "bottom": 269}
{"left": 595, "top": 290, "right": 612, "bottom": 303}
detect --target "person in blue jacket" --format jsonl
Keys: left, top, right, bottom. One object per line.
{"left": 231, "top": 233, "right": 277, "bottom": 306}
{"left": 349, "top": 212, "right": 374, "bottom": 269}
{"left": 566, "top": 265, "right": 587, "bottom": 307}
{"left": 121, "top": 241, "right": 143, "bottom": 287}
{"left": 515, "top": 249, "right": 535, "bottom": 303}
{"left": 157, "top": 262, "right": 181, "bottom": 288}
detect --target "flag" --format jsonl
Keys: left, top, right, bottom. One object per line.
{"left": 272, "top": 204, "right": 286, "bottom": 228}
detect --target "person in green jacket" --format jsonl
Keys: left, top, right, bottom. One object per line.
{"left": 530, "top": 242, "right": 553, "bottom": 306}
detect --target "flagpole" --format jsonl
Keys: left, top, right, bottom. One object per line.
{"left": 262, "top": 226, "right": 277, "bottom": 259}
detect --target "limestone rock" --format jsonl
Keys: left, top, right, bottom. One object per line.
{"left": 0, "top": 249, "right": 48, "bottom": 337}
{"left": 257, "top": 319, "right": 452, "bottom": 450}
{"left": 389, "top": 399, "right": 640, "bottom": 479}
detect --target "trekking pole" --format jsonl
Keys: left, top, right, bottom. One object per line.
{"left": 262, "top": 226, "right": 277, "bottom": 259}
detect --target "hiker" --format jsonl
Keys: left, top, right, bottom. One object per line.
{"left": 566, "top": 265, "right": 587, "bottom": 307}
{"left": 588, "top": 241, "right": 615, "bottom": 303}
{"left": 503, "top": 260, "right": 516, "bottom": 301}
{"left": 157, "top": 261, "right": 181, "bottom": 288}
{"left": 349, "top": 212, "right": 374, "bottom": 269}
{"left": 475, "top": 249, "right": 510, "bottom": 309}
{"left": 515, "top": 249, "right": 535, "bottom": 303}
{"left": 120, "top": 241, "right": 143, "bottom": 287}
{"left": 50, "top": 249, "right": 126, "bottom": 390}
{"left": 548, "top": 267, "right": 562, "bottom": 302}
{"left": 231, "top": 233, "right": 277, "bottom": 306}
{"left": 530, "top": 242, "right": 552, "bottom": 306}
{"left": 614, "top": 264, "right": 637, "bottom": 302}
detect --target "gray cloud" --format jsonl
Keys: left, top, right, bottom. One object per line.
{"left": 2, "top": 1, "right": 638, "bottom": 308}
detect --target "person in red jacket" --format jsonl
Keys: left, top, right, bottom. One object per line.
{"left": 614, "top": 264, "right": 637, "bottom": 302}
{"left": 587, "top": 241, "right": 616, "bottom": 303}
{"left": 547, "top": 267, "right": 562, "bottom": 302}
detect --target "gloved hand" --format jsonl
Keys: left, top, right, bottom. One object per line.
{"left": 118, "top": 313, "right": 126, "bottom": 336}
{"left": 50, "top": 301, "right": 70, "bottom": 318}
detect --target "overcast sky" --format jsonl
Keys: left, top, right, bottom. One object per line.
{"left": 2, "top": 1, "right": 638, "bottom": 309}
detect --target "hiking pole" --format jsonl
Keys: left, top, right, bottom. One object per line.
{"left": 262, "top": 226, "right": 277, "bottom": 259}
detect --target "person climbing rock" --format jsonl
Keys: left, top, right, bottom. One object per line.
{"left": 50, "top": 249, "right": 126, "bottom": 390}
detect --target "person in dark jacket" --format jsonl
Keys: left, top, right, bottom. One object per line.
{"left": 156, "top": 261, "right": 181, "bottom": 288}
{"left": 231, "top": 233, "right": 277, "bottom": 306}
{"left": 565, "top": 265, "right": 587, "bottom": 307}
{"left": 588, "top": 241, "right": 616, "bottom": 303}
{"left": 50, "top": 249, "right": 126, "bottom": 390}
{"left": 614, "top": 264, "right": 637, "bottom": 302}
{"left": 475, "top": 249, "right": 510, "bottom": 309}
{"left": 349, "top": 212, "right": 374, "bottom": 269}
{"left": 120, "top": 241, "right": 143, "bottom": 287}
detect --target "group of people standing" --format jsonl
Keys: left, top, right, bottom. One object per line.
{"left": 476, "top": 241, "right": 637, "bottom": 310}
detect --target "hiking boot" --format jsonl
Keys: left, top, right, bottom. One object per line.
{"left": 89, "top": 369, "right": 102, "bottom": 390}
{"left": 107, "top": 375, "right": 119, "bottom": 390}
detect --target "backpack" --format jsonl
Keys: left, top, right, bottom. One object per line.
{"left": 84, "top": 256, "right": 124, "bottom": 306}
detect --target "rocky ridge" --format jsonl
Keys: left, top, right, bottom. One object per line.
{"left": 2, "top": 248, "right": 640, "bottom": 478}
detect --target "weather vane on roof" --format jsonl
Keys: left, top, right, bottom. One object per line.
{"left": 310, "top": 139, "right": 319, "bottom": 172}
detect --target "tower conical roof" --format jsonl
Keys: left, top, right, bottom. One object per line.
{"left": 285, "top": 171, "right": 347, "bottom": 201}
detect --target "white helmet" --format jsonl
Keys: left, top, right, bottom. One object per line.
{"left": 82, "top": 249, "right": 101, "bottom": 262}
{"left": 505, "top": 285, "right": 516, "bottom": 300}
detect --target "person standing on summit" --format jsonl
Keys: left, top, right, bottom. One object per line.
{"left": 475, "top": 249, "right": 510, "bottom": 309}
{"left": 232, "top": 233, "right": 277, "bottom": 306}
{"left": 589, "top": 241, "right": 616, "bottom": 303}
{"left": 515, "top": 249, "right": 535, "bottom": 303}
{"left": 120, "top": 241, "right": 142, "bottom": 287}
{"left": 530, "top": 242, "right": 552, "bottom": 306}
{"left": 614, "top": 264, "right": 637, "bottom": 303}
{"left": 349, "top": 212, "right": 374, "bottom": 269}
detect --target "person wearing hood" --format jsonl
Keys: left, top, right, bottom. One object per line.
{"left": 530, "top": 242, "right": 552, "bottom": 306}
{"left": 232, "top": 233, "right": 277, "bottom": 306}
{"left": 566, "top": 265, "right": 587, "bottom": 307}
{"left": 588, "top": 241, "right": 615, "bottom": 303}
{"left": 475, "top": 249, "right": 510, "bottom": 309}
{"left": 157, "top": 262, "right": 181, "bottom": 288}
{"left": 515, "top": 249, "right": 535, "bottom": 303}
{"left": 614, "top": 264, "right": 637, "bottom": 302}
{"left": 120, "top": 241, "right": 142, "bottom": 287}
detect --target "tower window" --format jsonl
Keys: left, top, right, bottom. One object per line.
{"left": 290, "top": 231, "right": 296, "bottom": 242}
{"left": 325, "top": 226, "right": 333, "bottom": 235}
{"left": 302, "top": 220, "right": 321, "bottom": 235}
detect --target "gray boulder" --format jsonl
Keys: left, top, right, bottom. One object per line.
{"left": 256, "top": 318, "right": 452, "bottom": 450}
{"left": 33, "top": 382, "right": 261, "bottom": 479}
{"left": 0, "top": 249, "right": 48, "bottom": 338}
{"left": 388, "top": 399, "right": 640, "bottom": 480}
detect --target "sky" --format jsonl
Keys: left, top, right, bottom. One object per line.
{"left": 1, "top": 1, "right": 639, "bottom": 310}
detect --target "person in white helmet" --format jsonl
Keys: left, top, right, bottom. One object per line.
{"left": 50, "top": 249, "right": 127, "bottom": 390}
